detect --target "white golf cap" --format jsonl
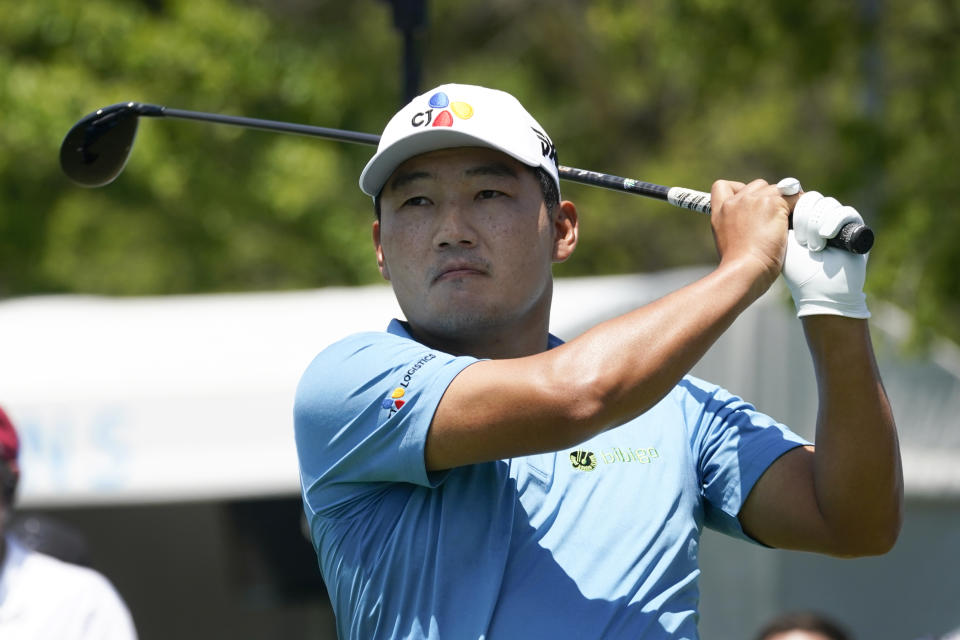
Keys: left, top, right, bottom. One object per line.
{"left": 359, "top": 83, "right": 560, "bottom": 197}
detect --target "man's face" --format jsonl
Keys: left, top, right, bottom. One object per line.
{"left": 373, "top": 147, "right": 574, "bottom": 349}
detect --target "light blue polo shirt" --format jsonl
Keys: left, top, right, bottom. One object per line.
{"left": 294, "top": 319, "right": 808, "bottom": 639}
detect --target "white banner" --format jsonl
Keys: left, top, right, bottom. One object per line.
{"left": 3, "top": 271, "right": 958, "bottom": 505}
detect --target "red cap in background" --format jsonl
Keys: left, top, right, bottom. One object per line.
{"left": 0, "top": 406, "right": 20, "bottom": 473}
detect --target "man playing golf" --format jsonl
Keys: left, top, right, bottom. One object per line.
{"left": 294, "top": 83, "right": 902, "bottom": 639}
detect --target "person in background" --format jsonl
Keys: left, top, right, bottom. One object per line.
{"left": 913, "top": 624, "right": 960, "bottom": 640}
{"left": 9, "top": 513, "right": 92, "bottom": 567}
{"left": 0, "top": 405, "right": 139, "bottom": 639}
{"left": 754, "top": 611, "right": 853, "bottom": 640}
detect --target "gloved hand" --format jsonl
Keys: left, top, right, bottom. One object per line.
{"left": 783, "top": 227, "right": 871, "bottom": 319}
{"left": 792, "top": 190, "right": 863, "bottom": 252}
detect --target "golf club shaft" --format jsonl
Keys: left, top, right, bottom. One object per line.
{"left": 558, "top": 166, "right": 708, "bottom": 212}
{"left": 68, "top": 102, "right": 875, "bottom": 253}
{"left": 151, "top": 106, "right": 715, "bottom": 214}
{"left": 157, "top": 106, "right": 381, "bottom": 146}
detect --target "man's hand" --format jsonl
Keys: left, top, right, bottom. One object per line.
{"left": 792, "top": 191, "right": 863, "bottom": 252}
{"left": 710, "top": 179, "right": 794, "bottom": 296}
{"left": 783, "top": 194, "right": 870, "bottom": 319}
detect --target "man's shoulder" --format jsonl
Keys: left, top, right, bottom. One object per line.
{"left": 30, "top": 550, "right": 95, "bottom": 581}
{"left": 294, "top": 324, "right": 470, "bottom": 427}
{"left": 316, "top": 329, "right": 400, "bottom": 360}
{"left": 670, "top": 374, "right": 736, "bottom": 408}
{"left": 300, "top": 327, "right": 435, "bottom": 386}
{"left": 6, "top": 538, "right": 122, "bottom": 602}
{"left": 311, "top": 320, "right": 427, "bottom": 364}
{"left": 2, "top": 537, "right": 136, "bottom": 637}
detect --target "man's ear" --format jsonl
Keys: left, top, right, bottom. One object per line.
{"left": 552, "top": 200, "right": 579, "bottom": 263}
{"left": 372, "top": 220, "right": 391, "bottom": 281}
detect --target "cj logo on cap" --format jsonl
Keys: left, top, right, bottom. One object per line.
{"left": 410, "top": 92, "right": 474, "bottom": 128}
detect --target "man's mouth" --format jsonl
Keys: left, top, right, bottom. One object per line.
{"left": 432, "top": 262, "right": 489, "bottom": 283}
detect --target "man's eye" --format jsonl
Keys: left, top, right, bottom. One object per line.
{"left": 402, "top": 196, "right": 431, "bottom": 207}
{"left": 476, "top": 190, "right": 503, "bottom": 200}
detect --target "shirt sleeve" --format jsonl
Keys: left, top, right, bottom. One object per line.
{"left": 677, "top": 375, "right": 811, "bottom": 543}
{"left": 294, "top": 330, "right": 477, "bottom": 520}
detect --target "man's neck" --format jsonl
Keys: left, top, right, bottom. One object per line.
{"left": 402, "top": 320, "right": 551, "bottom": 359}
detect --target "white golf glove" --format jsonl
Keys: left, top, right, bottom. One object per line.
{"left": 783, "top": 191, "right": 870, "bottom": 319}
{"left": 792, "top": 190, "right": 863, "bottom": 252}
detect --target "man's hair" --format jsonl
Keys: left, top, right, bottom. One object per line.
{"left": 374, "top": 166, "right": 560, "bottom": 220}
{"left": 754, "top": 611, "right": 853, "bottom": 640}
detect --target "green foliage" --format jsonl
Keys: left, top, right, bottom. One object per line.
{"left": 0, "top": 0, "right": 395, "bottom": 296}
{"left": 1, "top": 0, "right": 958, "bottom": 347}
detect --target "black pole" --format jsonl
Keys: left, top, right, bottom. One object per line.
{"left": 383, "top": 0, "right": 427, "bottom": 104}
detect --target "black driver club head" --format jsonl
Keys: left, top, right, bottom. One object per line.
{"left": 59, "top": 102, "right": 141, "bottom": 187}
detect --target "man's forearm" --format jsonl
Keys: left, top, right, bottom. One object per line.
{"left": 428, "top": 258, "right": 773, "bottom": 470}
{"left": 553, "top": 258, "right": 769, "bottom": 431}
{"left": 803, "top": 315, "right": 903, "bottom": 554}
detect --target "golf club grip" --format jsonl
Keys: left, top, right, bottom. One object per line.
{"left": 827, "top": 221, "right": 874, "bottom": 254}
{"left": 666, "top": 186, "right": 874, "bottom": 254}
{"left": 559, "top": 172, "right": 873, "bottom": 254}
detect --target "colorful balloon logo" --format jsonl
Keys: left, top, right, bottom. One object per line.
{"left": 382, "top": 387, "right": 406, "bottom": 410}
{"left": 427, "top": 92, "right": 474, "bottom": 128}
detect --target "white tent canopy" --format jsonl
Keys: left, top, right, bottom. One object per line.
{"left": 2, "top": 269, "right": 958, "bottom": 506}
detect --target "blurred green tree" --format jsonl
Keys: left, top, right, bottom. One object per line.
{"left": 1, "top": 0, "right": 957, "bottom": 348}
{"left": 1, "top": 0, "right": 397, "bottom": 296}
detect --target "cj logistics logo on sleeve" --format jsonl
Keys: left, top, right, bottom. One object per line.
{"left": 380, "top": 353, "right": 438, "bottom": 418}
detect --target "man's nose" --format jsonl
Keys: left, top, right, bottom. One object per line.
{"left": 433, "top": 202, "right": 477, "bottom": 248}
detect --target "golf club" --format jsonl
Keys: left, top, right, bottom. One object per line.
{"left": 60, "top": 101, "right": 874, "bottom": 254}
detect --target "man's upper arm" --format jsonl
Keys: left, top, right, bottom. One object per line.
{"left": 424, "top": 353, "right": 589, "bottom": 471}
{"left": 295, "top": 332, "right": 476, "bottom": 509}
{"left": 737, "top": 445, "right": 840, "bottom": 553}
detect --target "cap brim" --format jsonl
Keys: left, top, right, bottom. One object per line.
{"left": 359, "top": 128, "right": 543, "bottom": 197}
